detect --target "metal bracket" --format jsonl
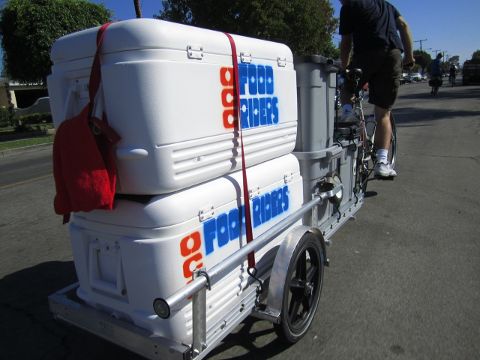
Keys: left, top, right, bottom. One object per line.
{"left": 199, "top": 206, "right": 214, "bottom": 222}
{"left": 195, "top": 269, "right": 212, "bottom": 291}
{"left": 319, "top": 184, "right": 343, "bottom": 201}
{"left": 283, "top": 173, "right": 294, "bottom": 184}
{"left": 187, "top": 45, "right": 204, "bottom": 60}
{"left": 249, "top": 186, "right": 261, "bottom": 198}
{"left": 240, "top": 52, "right": 252, "bottom": 63}
{"left": 277, "top": 57, "right": 287, "bottom": 67}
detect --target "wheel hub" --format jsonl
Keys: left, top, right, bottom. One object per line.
{"left": 304, "top": 282, "right": 313, "bottom": 297}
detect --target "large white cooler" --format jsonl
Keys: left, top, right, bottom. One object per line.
{"left": 48, "top": 19, "right": 298, "bottom": 194}
{"left": 67, "top": 154, "right": 303, "bottom": 344}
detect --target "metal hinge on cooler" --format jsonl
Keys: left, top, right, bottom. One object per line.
{"left": 284, "top": 172, "right": 294, "bottom": 184}
{"left": 277, "top": 57, "right": 287, "bottom": 67}
{"left": 249, "top": 186, "right": 261, "bottom": 198}
{"left": 187, "top": 45, "right": 204, "bottom": 60}
{"left": 199, "top": 205, "right": 214, "bottom": 221}
{"left": 240, "top": 52, "right": 252, "bottom": 63}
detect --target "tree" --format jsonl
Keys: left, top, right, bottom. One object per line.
{"left": 413, "top": 50, "right": 431, "bottom": 74}
{"left": 156, "top": 0, "right": 338, "bottom": 57}
{"left": 0, "top": 0, "right": 111, "bottom": 84}
{"left": 471, "top": 50, "right": 480, "bottom": 63}
{"left": 449, "top": 55, "right": 459, "bottom": 66}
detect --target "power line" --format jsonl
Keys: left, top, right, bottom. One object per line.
{"left": 414, "top": 39, "right": 428, "bottom": 51}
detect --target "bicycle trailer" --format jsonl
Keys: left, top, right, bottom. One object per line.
{"left": 48, "top": 19, "right": 364, "bottom": 360}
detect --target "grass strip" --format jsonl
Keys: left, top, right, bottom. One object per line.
{"left": 0, "top": 135, "right": 54, "bottom": 151}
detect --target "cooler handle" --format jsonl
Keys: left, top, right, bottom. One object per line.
{"left": 88, "top": 241, "right": 125, "bottom": 297}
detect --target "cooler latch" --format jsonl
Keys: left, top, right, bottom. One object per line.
{"left": 199, "top": 205, "right": 215, "bottom": 221}
{"left": 284, "top": 172, "right": 294, "bottom": 184}
{"left": 277, "top": 57, "right": 287, "bottom": 67}
{"left": 187, "top": 45, "right": 204, "bottom": 60}
{"left": 240, "top": 52, "right": 252, "bottom": 64}
{"left": 249, "top": 186, "right": 261, "bottom": 198}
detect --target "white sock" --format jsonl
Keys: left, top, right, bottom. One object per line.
{"left": 376, "top": 149, "right": 388, "bottom": 164}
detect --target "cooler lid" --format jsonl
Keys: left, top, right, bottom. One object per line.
{"left": 74, "top": 154, "right": 300, "bottom": 228}
{"left": 51, "top": 18, "right": 293, "bottom": 65}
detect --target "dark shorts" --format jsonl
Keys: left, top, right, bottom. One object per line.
{"left": 348, "top": 48, "right": 402, "bottom": 110}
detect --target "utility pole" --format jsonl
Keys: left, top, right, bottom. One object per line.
{"left": 414, "top": 39, "right": 428, "bottom": 51}
{"left": 133, "top": 0, "right": 142, "bottom": 18}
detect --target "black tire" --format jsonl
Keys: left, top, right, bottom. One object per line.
{"left": 274, "top": 233, "right": 324, "bottom": 343}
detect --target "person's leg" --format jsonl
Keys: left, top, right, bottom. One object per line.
{"left": 374, "top": 105, "right": 392, "bottom": 162}
{"left": 368, "top": 49, "right": 401, "bottom": 177}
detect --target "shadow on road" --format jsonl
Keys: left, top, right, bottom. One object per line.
{"left": 399, "top": 86, "right": 480, "bottom": 101}
{"left": 0, "top": 261, "right": 290, "bottom": 360}
{"left": 394, "top": 106, "right": 480, "bottom": 126}
{"left": 207, "top": 316, "right": 291, "bottom": 360}
{"left": 0, "top": 261, "right": 143, "bottom": 360}
{"left": 394, "top": 85, "right": 480, "bottom": 127}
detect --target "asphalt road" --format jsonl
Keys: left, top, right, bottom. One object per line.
{"left": 1, "top": 80, "right": 479, "bottom": 360}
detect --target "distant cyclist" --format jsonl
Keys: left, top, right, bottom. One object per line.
{"left": 429, "top": 53, "right": 443, "bottom": 95}
{"left": 338, "top": 0, "right": 415, "bottom": 178}
{"left": 449, "top": 64, "right": 456, "bottom": 86}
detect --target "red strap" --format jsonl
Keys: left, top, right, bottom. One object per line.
{"left": 224, "top": 33, "right": 255, "bottom": 268}
{"left": 88, "top": 22, "right": 112, "bottom": 114}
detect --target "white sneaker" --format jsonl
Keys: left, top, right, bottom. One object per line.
{"left": 374, "top": 162, "right": 397, "bottom": 178}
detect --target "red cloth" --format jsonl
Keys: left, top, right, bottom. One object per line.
{"left": 52, "top": 22, "right": 120, "bottom": 223}
{"left": 53, "top": 109, "right": 120, "bottom": 223}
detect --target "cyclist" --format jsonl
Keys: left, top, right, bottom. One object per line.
{"left": 338, "top": 0, "right": 414, "bottom": 178}
{"left": 429, "top": 53, "right": 443, "bottom": 95}
{"left": 449, "top": 64, "right": 456, "bottom": 86}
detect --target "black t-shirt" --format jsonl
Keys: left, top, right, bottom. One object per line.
{"left": 339, "top": 0, "right": 404, "bottom": 54}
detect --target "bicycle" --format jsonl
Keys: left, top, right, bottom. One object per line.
{"left": 429, "top": 76, "right": 442, "bottom": 96}
{"left": 336, "top": 69, "right": 397, "bottom": 194}
{"left": 449, "top": 74, "right": 456, "bottom": 87}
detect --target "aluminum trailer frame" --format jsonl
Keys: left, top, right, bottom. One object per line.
{"left": 49, "top": 186, "right": 363, "bottom": 360}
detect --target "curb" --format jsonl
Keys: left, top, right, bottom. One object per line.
{"left": 0, "top": 143, "right": 53, "bottom": 158}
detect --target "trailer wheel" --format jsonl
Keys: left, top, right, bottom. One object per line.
{"left": 274, "top": 233, "right": 324, "bottom": 343}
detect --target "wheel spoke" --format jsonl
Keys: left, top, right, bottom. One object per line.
{"left": 288, "top": 296, "right": 301, "bottom": 321}
{"left": 295, "top": 251, "right": 307, "bottom": 280}
{"left": 289, "top": 277, "right": 305, "bottom": 290}
{"left": 302, "top": 295, "right": 311, "bottom": 312}
{"left": 306, "top": 264, "right": 318, "bottom": 283}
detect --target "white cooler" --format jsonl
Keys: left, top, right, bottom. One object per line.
{"left": 48, "top": 19, "right": 298, "bottom": 194}
{"left": 68, "top": 154, "right": 303, "bottom": 344}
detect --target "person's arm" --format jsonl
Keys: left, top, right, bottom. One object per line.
{"left": 396, "top": 16, "right": 415, "bottom": 66}
{"left": 340, "top": 34, "right": 353, "bottom": 71}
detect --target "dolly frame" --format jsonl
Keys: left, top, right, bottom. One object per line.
{"left": 49, "top": 183, "right": 363, "bottom": 360}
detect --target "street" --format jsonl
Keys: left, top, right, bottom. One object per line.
{"left": 1, "top": 80, "right": 479, "bottom": 359}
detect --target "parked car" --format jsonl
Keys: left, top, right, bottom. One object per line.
{"left": 14, "top": 96, "right": 51, "bottom": 117}
{"left": 409, "top": 72, "right": 423, "bottom": 82}
{"left": 400, "top": 72, "right": 411, "bottom": 84}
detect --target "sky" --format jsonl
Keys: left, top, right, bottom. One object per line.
{"left": 1, "top": 0, "right": 479, "bottom": 74}
{"left": 90, "top": 0, "right": 479, "bottom": 63}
